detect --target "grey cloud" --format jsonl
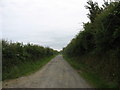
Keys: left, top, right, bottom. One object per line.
{"left": 1, "top": 0, "right": 104, "bottom": 50}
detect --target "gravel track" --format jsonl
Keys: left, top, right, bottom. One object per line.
{"left": 3, "top": 55, "right": 91, "bottom": 88}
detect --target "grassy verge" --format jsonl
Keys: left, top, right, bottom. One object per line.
{"left": 3, "top": 55, "right": 56, "bottom": 81}
{"left": 63, "top": 55, "right": 116, "bottom": 88}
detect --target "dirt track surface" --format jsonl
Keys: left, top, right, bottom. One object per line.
{"left": 3, "top": 55, "right": 91, "bottom": 88}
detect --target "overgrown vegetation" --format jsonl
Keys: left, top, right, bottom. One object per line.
{"left": 2, "top": 40, "right": 58, "bottom": 80}
{"left": 63, "top": 55, "right": 117, "bottom": 88}
{"left": 63, "top": 0, "right": 120, "bottom": 88}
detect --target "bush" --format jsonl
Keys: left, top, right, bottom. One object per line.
{"left": 63, "top": 1, "right": 120, "bottom": 88}
{"left": 2, "top": 40, "right": 58, "bottom": 80}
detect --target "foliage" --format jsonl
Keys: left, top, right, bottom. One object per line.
{"left": 2, "top": 40, "right": 58, "bottom": 80}
{"left": 85, "top": 0, "right": 103, "bottom": 23}
{"left": 63, "top": 55, "right": 117, "bottom": 88}
{"left": 63, "top": 1, "right": 120, "bottom": 88}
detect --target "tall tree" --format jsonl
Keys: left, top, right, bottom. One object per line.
{"left": 85, "top": 0, "right": 102, "bottom": 23}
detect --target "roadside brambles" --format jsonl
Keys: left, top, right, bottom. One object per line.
{"left": 63, "top": 55, "right": 117, "bottom": 88}
{"left": 63, "top": 1, "right": 120, "bottom": 88}
{"left": 2, "top": 40, "right": 58, "bottom": 80}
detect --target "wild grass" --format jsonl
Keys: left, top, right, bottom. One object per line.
{"left": 3, "top": 55, "right": 55, "bottom": 81}
{"left": 63, "top": 55, "right": 117, "bottom": 88}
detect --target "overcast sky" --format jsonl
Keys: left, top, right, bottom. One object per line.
{"left": 1, "top": 0, "right": 104, "bottom": 51}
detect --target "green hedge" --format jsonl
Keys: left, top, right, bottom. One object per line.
{"left": 2, "top": 40, "right": 58, "bottom": 80}
{"left": 63, "top": 1, "right": 120, "bottom": 88}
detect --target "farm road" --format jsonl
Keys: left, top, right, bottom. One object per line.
{"left": 3, "top": 55, "right": 91, "bottom": 88}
